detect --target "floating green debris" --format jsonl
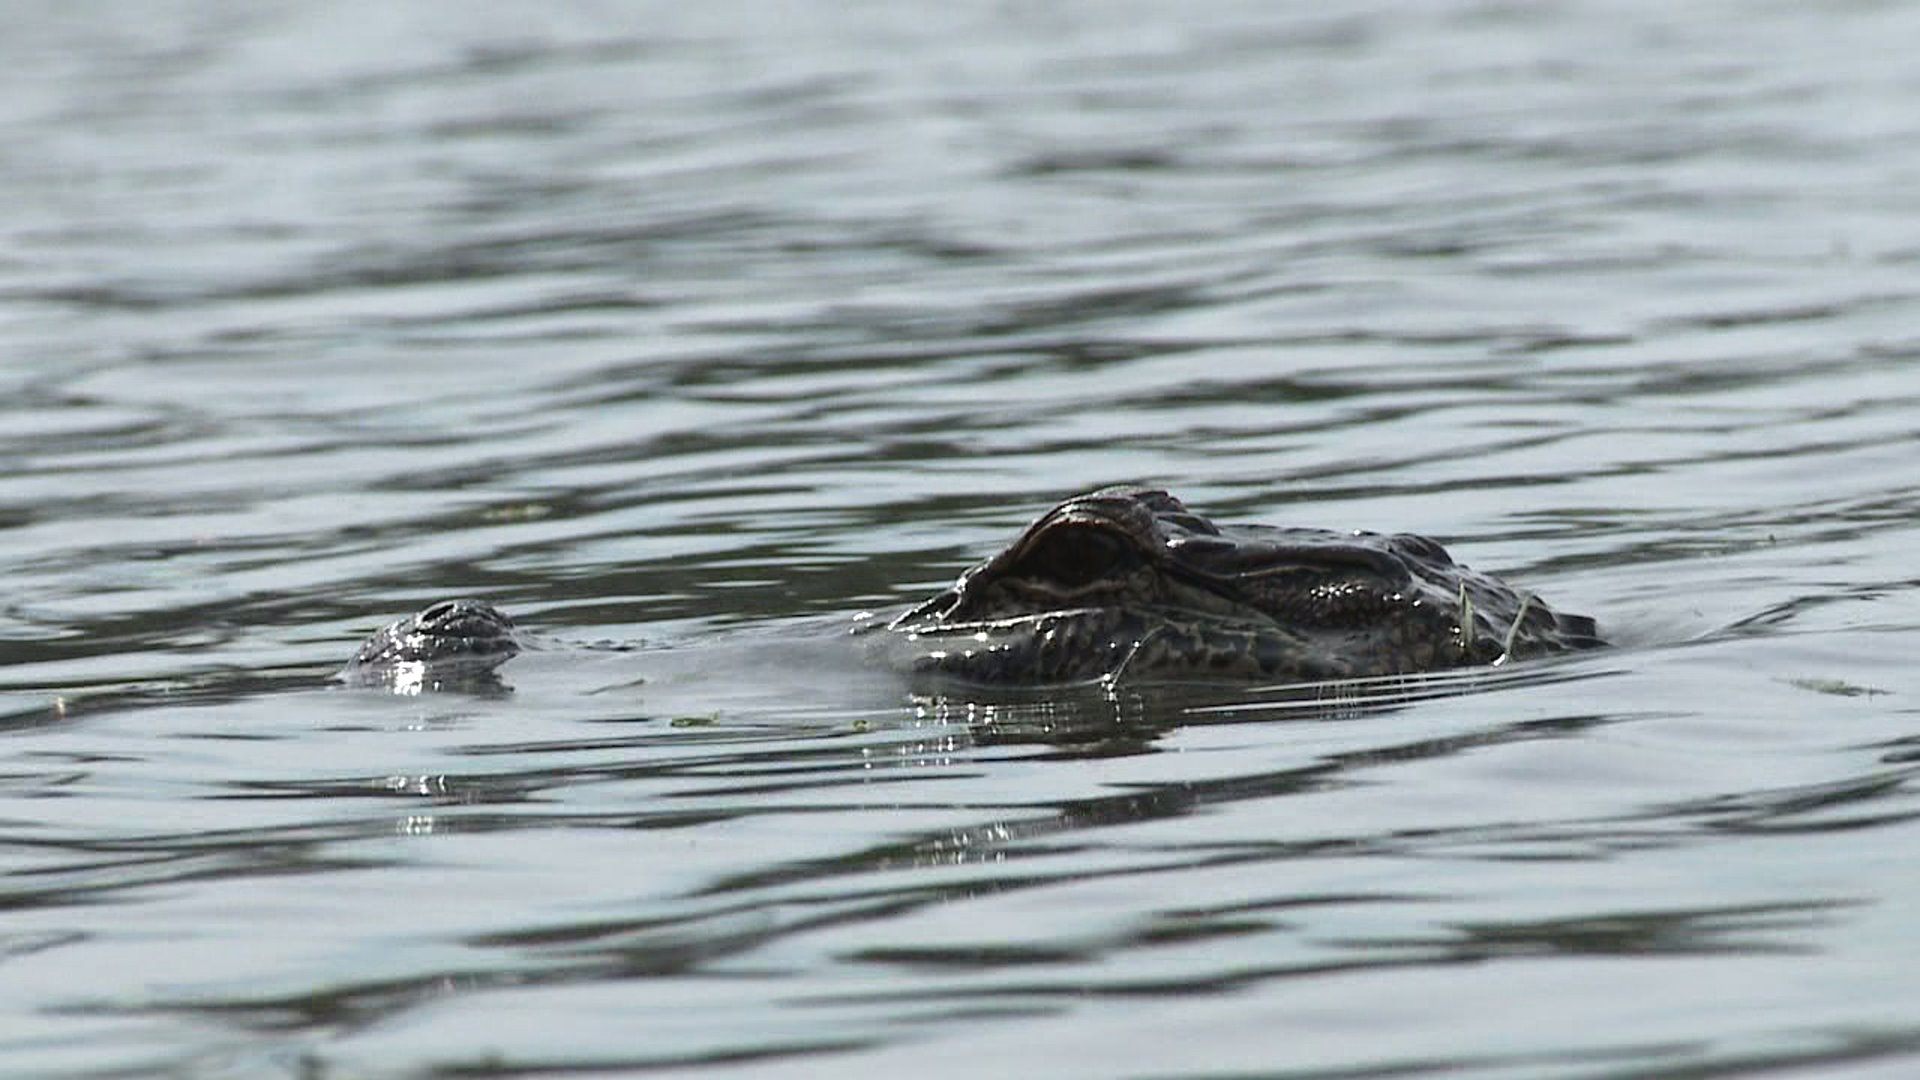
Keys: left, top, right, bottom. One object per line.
{"left": 481, "top": 503, "right": 552, "bottom": 522}
{"left": 1785, "top": 677, "right": 1887, "bottom": 698}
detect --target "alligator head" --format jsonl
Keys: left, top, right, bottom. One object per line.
{"left": 888, "top": 486, "right": 1601, "bottom": 686}
{"left": 341, "top": 598, "right": 520, "bottom": 693}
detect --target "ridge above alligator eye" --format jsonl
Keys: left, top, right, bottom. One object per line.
{"left": 1016, "top": 523, "right": 1131, "bottom": 588}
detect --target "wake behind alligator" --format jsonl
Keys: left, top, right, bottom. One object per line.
{"left": 343, "top": 486, "right": 1603, "bottom": 692}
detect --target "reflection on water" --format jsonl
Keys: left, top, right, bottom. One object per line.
{"left": 4, "top": 0, "right": 1920, "bottom": 1077}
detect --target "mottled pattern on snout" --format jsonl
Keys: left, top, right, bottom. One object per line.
{"left": 341, "top": 598, "right": 520, "bottom": 691}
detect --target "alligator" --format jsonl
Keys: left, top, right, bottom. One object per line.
{"left": 343, "top": 486, "right": 1602, "bottom": 691}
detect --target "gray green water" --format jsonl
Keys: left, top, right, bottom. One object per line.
{"left": 4, "top": 2, "right": 1920, "bottom": 1076}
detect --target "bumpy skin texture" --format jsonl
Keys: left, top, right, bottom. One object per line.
{"left": 343, "top": 487, "right": 1601, "bottom": 689}
{"left": 887, "top": 486, "right": 1602, "bottom": 685}
{"left": 341, "top": 598, "right": 520, "bottom": 690}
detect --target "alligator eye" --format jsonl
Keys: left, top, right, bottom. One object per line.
{"left": 1017, "top": 524, "right": 1131, "bottom": 588}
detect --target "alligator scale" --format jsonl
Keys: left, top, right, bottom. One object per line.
{"left": 345, "top": 486, "right": 1601, "bottom": 689}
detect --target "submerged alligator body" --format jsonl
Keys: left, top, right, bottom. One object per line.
{"left": 344, "top": 487, "right": 1601, "bottom": 691}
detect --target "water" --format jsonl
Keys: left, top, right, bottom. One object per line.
{"left": 4, "top": 1, "right": 1920, "bottom": 1076}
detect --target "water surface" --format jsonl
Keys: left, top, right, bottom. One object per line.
{"left": 4, "top": 1, "right": 1920, "bottom": 1077}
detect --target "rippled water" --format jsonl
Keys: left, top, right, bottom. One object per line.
{"left": 5, "top": 1, "right": 1920, "bottom": 1076}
